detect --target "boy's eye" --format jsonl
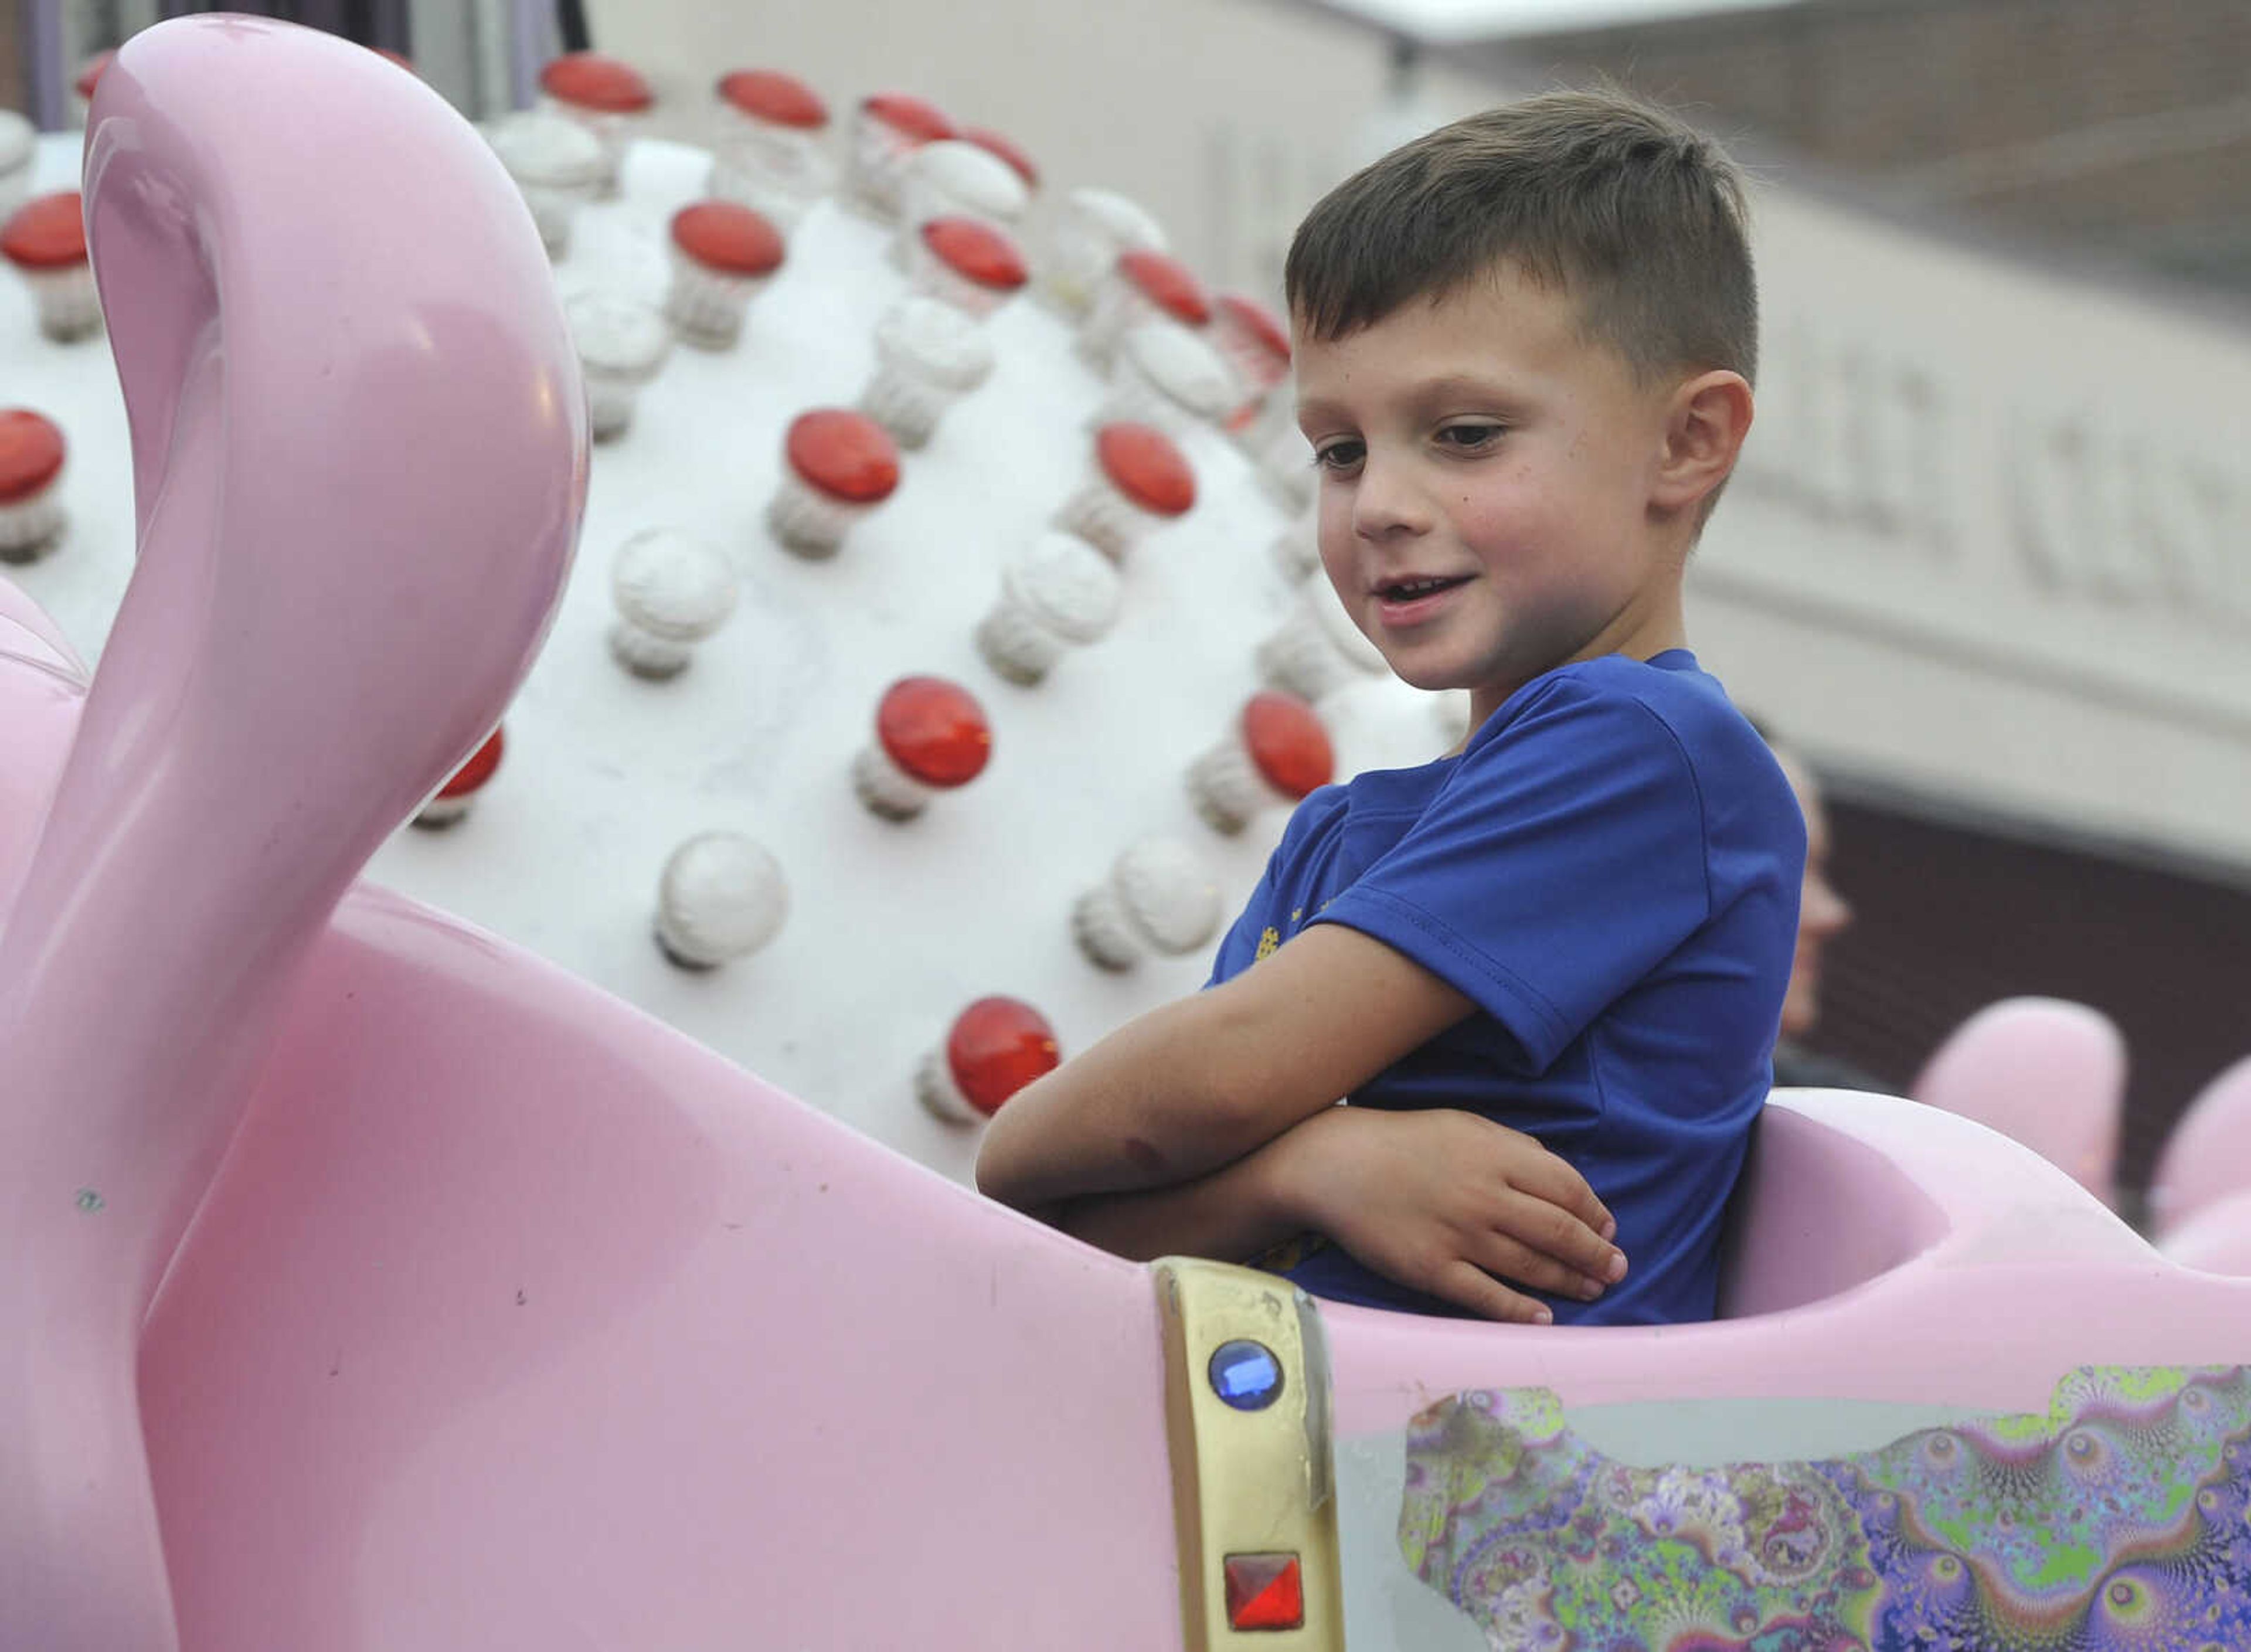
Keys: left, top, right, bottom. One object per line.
{"left": 1312, "top": 440, "right": 1365, "bottom": 473}
{"left": 1436, "top": 423, "right": 1505, "bottom": 452}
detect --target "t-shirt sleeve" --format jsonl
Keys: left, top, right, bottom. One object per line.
{"left": 1202, "top": 791, "right": 1311, "bottom": 988}
{"left": 1203, "top": 865, "right": 1274, "bottom": 988}
{"left": 1205, "top": 781, "right": 1353, "bottom": 987}
{"left": 1308, "top": 676, "right": 1711, "bottom": 1072}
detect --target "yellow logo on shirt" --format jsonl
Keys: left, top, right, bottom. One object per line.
{"left": 1254, "top": 926, "right": 1280, "bottom": 961}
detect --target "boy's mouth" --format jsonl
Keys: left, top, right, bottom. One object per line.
{"left": 1373, "top": 574, "right": 1471, "bottom": 601}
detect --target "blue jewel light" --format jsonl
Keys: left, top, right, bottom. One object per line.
{"left": 1209, "top": 1338, "right": 1283, "bottom": 1411}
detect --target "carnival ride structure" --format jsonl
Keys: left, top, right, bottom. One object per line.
{"left": 1909, "top": 995, "right": 2127, "bottom": 1205}
{"left": 4, "top": 19, "right": 2251, "bottom": 1651}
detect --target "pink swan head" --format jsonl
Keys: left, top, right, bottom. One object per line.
{"left": 0, "top": 17, "right": 584, "bottom": 1647}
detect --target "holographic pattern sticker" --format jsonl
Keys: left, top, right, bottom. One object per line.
{"left": 1400, "top": 1367, "right": 2251, "bottom": 1651}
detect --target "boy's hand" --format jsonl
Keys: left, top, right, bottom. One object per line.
{"left": 1284, "top": 1107, "right": 1626, "bottom": 1324}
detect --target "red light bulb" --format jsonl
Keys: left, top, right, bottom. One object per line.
{"left": 74, "top": 51, "right": 113, "bottom": 101}
{"left": 0, "top": 410, "right": 67, "bottom": 504}
{"left": 875, "top": 676, "right": 992, "bottom": 788}
{"left": 2, "top": 193, "right": 87, "bottom": 270}
{"left": 718, "top": 69, "right": 828, "bottom": 130}
{"left": 946, "top": 997, "right": 1060, "bottom": 1117}
{"left": 415, "top": 726, "right": 504, "bottom": 828}
{"left": 919, "top": 217, "right": 1028, "bottom": 293}
{"left": 862, "top": 92, "right": 956, "bottom": 145}
{"left": 671, "top": 201, "right": 786, "bottom": 276}
{"left": 1242, "top": 692, "right": 1332, "bottom": 799}
{"left": 1118, "top": 249, "right": 1211, "bottom": 327}
{"left": 786, "top": 410, "right": 901, "bottom": 504}
{"left": 539, "top": 52, "right": 653, "bottom": 114}
{"left": 1094, "top": 423, "right": 1196, "bottom": 517}
{"left": 962, "top": 127, "right": 1038, "bottom": 188}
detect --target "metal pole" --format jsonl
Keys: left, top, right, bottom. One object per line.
{"left": 506, "top": 0, "right": 542, "bottom": 110}
{"left": 23, "top": 0, "right": 63, "bottom": 130}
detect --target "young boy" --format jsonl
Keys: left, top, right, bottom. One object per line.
{"left": 977, "top": 89, "right": 1804, "bottom": 1327}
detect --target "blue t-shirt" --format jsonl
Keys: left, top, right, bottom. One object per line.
{"left": 1205, "top": 650, "right": 1803, "bottom": 1325}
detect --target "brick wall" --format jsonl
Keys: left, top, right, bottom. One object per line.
{"left": 1, "top": 7, "right": 23, "bottom": 122}
{"left": 1806, "top": 784, "right": 2251, "bottom": 1215}
{"left": 1470, "top": 0, "right": 2251, "bottom": 291}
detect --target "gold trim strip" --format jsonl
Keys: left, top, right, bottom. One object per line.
{"left": 1155, "top": 1258, "right": 1345, "bottom": 1650}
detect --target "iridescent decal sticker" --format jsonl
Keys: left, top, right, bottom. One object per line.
{"left": 1402, "top": 1367, "right": 2251, "bottom": 1651}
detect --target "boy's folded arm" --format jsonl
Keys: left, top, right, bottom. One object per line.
{"left": 974, "top": 923, "right": 1475, "bottom": 1210}
{"left": 1052, "top": 1104, "right": 1630, "bottom": 1324}
{"left": 1051, "top": 1135, "right": 1316, "bottom": 1265}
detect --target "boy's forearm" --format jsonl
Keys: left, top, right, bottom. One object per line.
{"left": 975, "top": 990, "right": 1291, "bottom": 1210}
{"left": 977, "top": 924, "right": 1471, "bottom": 1214}
{"left": 1052, "top": 1132, "right": 1317, "bottom": 1263}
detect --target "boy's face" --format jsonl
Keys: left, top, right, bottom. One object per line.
{"left": 1293, "top": 265, "right": 1689, "bottom": 732}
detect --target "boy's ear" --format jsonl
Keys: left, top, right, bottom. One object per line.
{"left": 1651, "top": 370, "right": 1753, "bottom": 515}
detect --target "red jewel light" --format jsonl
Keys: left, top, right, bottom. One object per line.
{"left": 671, "top": 201, "right": 785, "bottom": 275}
{"left": 1094, "top": 423, "right": 1196, "bottom": 517}
{"left": 1, "top": 193, "right": 87, "bottom": 270}
{"left": 786, "top": 410, "right": 901, "bottom": 504}
{"left": 920, "top": 217, "right": 1028, "bottom": 292}
{"left": 1217, "top": 294, "right": 1291, "bottom": 368}
{"left": 0, "top": 410, "right": 66, "bottom": 504}
{"left": 718, "top": 69, "right": 827, "bottom": 129}
{"left": 74, "top": 50, "right": 113, "bottom": 101}
{"left": 862, "top": 92, "right": 955, "bottom": 144}
{"left": 539, "top": 52, "right": 653, "bottom": 114}
{"left": 1223, "top": 1552, "right": 1305, "bottom": 1631}
{"left": 437, "top": 726, "right": 505, "bottom": 801}
{"left": 876, "top": 676, "right": 992, "bottom": 788}
{"left": 1118, "top": 250, "right": 1212, "bottom": 327}
{"left": 1242, "top": 692, "right": 1332, "bottom": 799}
{"left": 946, "top": 997, "right": 1059, "bottom": 1117}
{"left": 962, "top": 127, "right": 1038, "bottom": 188}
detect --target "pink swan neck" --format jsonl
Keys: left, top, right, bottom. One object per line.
{"left": 0, "top": 18, "right": 586, "bottom": 1648}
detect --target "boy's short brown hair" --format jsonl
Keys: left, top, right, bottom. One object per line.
{"left": 1286, "top": 86, "right": 1757, "bottom": 389}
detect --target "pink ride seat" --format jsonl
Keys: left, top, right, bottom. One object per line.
{"left": 1910, "top": 994, "right": 2125, "bottom": 1204}
{"left": 137, "top": 942, "right": 2217, "bottom": 1648}
{"left": 1713, "top": 1089, "right": 1948, "bottom": 1318}
{"left": 2148, "top": 1052, "right": 2251, "bottom": 1241}
{"left": 1317, "top": 1082, "right": 2229, "bottom": 1440}
{"left": 2160, "top": 1186, "right": 2251, "bottom": 1278}
{"left": 139, "top": 881, "right": 1182, "bottom": 1651}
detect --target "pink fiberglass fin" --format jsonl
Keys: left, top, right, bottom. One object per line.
{"left": 0, "top": 18, "right": 584, "bottom": 1649}
{"left": 1911, "top": 994, "right": 2126, "bottom": 1203}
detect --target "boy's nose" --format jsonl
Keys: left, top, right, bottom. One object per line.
{"left": 1351, "top": 453, "right": 1434, "bottom": 541}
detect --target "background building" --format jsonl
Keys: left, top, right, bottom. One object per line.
{"left": 1480, "top": 0, "right": 2251, "bottom": 298}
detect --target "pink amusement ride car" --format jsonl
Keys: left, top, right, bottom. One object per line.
{"left": 2, "top": 19, "right": 2248, "bottom": 1652}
